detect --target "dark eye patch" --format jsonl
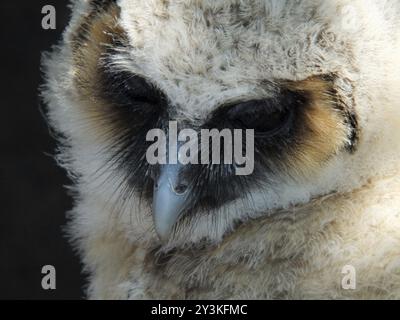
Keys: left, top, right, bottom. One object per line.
{"left": 226, "top": 99, "right": 292, "bottom": 137}
{"left": 93, "top": 59, "right": 169, "bottom": 200}
{"left": 207, "top": 90, "right": 307, "bottom": 138}
{"left": 100, "top": 67, "right": 166, "bottom": 108}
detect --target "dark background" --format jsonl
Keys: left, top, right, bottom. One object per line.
{"left": 0, "top": 2, "right": 83, "bottom": 299}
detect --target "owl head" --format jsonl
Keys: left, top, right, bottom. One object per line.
{"left": 42, "top": 0, "right": 400, "bottom": 248}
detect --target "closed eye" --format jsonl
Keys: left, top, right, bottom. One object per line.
{"left": 207, "top": 90, "right": 306, "bottom": 138}
{"left": 227, "top": 98, "right": 293, "bottom": 137}
{"left": 100, "top": 58, "right": 166, "bottom": 108}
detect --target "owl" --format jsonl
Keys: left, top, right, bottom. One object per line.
{"left": 42, "top": 0, "right": 400, "bottom": 299}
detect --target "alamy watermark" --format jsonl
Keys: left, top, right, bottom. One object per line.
{"left": 41, "top": 5, "right": 56, "bottom": 30}
{"left": 341, "top": 265, "right": 356, "bottom": 290}
{"left": 41, "top": 265, "right": 56, "bottom": 290}
{"left": 146, "top": 121, "right": 255, "bottom": 176}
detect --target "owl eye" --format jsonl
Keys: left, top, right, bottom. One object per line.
{"left": 227, "top": 100, "right": 289, "bottom": 133}
{"left": 101, "top": 69, "right": 166, "bottom": 108}
{"left": 226, "top": 93, "right": 299, "bottom": 136}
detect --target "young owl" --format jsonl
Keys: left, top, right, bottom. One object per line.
{"left": 42, "top": 0, "right": 400, "bottom": 299}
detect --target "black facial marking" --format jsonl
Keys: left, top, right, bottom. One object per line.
{"left": 96, "top": 57, "right": 167, "bottom": 201}
{"left": 97, "top": 73, "right": 310, "bottom": 213}
{"left": 176, "top": 90, "right": 308, "bottom": 213}
{"left": 95, "top": 67, "right": 356, "bottom": 217}
{"left": 209, "top": 90, "right": 305, "bottom": 137}
{"left": 344, "top": 111, "right": 358, "bottom": 152}
{"left": 100, "top": 63, "right": 167, "bottom": 108}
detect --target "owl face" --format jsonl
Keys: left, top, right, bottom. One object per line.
{"left": 43, "top": 0, "right": 400, "bottom": 247}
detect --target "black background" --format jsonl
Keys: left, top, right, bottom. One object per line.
{"left": 0, "top": 2, "right": 83, "bottom": 299}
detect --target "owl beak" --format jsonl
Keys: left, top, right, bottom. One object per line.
{"left": 152, "top": 163, "right": 190, "bottom": 241}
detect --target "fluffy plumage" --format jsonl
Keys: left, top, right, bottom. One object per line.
{"left": 42, "top": 0, "right": 400, "bottom": 299}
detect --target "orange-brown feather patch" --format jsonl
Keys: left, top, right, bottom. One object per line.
{"left": 286, "top": 76, "right": 350, "bottom": 177}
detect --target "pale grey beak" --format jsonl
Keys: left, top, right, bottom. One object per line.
{"left": 152, "top": 163, "right": 190, "bottom": 240}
